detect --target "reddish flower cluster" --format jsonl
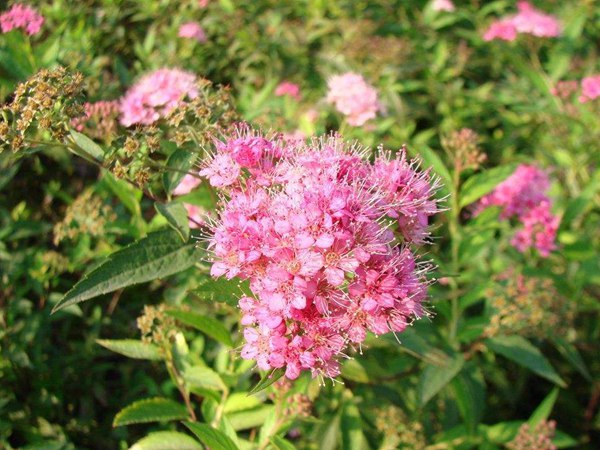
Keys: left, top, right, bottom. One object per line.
{"left": 71, "top": 100, "right": 120, "bottom": 135}
{"left": 478, "top": 164, "right": 559, "bottom": 257}
{"left": 483, "top": 1, "right": 560, "bottom": 41}
{"left": 200, "top": 126, "right": 440, "bottom": 379}
{"left": 178, "top": 21, "right": 207, "bottom": 43}
{"left": 0, "top": 3, "right": 44, "bottom": 36}
{"left": 326, "top": 73, "right": 380, "bottom": 127}
{"left": 119, "top": 68, "right": 199, "bottom": 127}
{"left": 579, "top": 75, "right": 600, "bottom": 103}
{"left": 275, "top": 81, "right": 301, "bottom": 100}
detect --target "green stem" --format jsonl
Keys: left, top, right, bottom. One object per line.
{"left": 448, "top": 165, "right": 462, "bottom": 344}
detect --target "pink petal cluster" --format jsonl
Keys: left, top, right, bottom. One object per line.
{"left": 431, "top": 0, "right": 455, "bottom": 12}
{"left": 178, "top": 22, "right": 207, "bottom": 43}
{"left": 483, "top": 1, "right": 560, "bottom": 42}
{"left": 119, "top": 68, "right": 199, "bottom": 127}
{"left": 0, "top": 3, "right": 44, "bottom": 36}
{"left": 201, "top": 125, "right": 440, "bottom": 380}
{"left": 326, "top": 73, "right": 380, "bottom": 127}
{"left": 275, "top": 81, "right": 301, "bottom": 100}
{"left": 579, "top": 75, "right": 600, "bottom": 103}
{"left": 478, "top": 164, "right": 559, "bottom": 257}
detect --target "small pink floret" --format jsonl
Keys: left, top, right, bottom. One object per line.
{"left": 483, "top": 1, "right": 560, "bottom": 41}
{"left": 326, "top": 72, "right": 381, "bottom": 127}
{"left": 275, "top": 81, "right": 301, "bottom": 100}
{"left": 178, "top": 21, "right": 207, "bottom": 43}
{"left": 579, "top": 75, "right": 600, "bottom": 103}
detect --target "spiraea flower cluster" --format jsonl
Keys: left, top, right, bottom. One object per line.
{"left": 178, "top": 21, "right": 207, "bottom": 43}
{"left": 200, "top": 126, "right": 440, "bottom": 380}
{"left": 477, "top": 164, "right": 559, "bottom": 257}
{"left": 120, "top": 68, "right": 199, "bottom": 127}
{"left": 483, "top": 1, "right": 560, "bottom": 42}
{"left": 0, "top": 3, "right": 44, "bottom": 36}
{"left": 326, "top": 72, "right": 380, "bottom": 127}
{"left": 579, "top": 74, "right": 600, "bottom": 103}
{"left": 71, "top": 100, "right": 120, "bottom": 142}
{"left": 507, "top": 420, "right": 557, "bottom": 450}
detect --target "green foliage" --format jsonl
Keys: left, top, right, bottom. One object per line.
{"left": 113, "top": 398, "right": 189, "bottom": 426}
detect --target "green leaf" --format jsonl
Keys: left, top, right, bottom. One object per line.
{"left": 102, "top": 170, "right": 143, "bottom": 220}
{"left": 418, "top": 354, "right": 464, "bottom": 406}
{"left": 459, "top": 164, "right": 517, "bottom": 208}
{"left": 167, "top": 310, "right": 233, "bottom": 347}
{"left": 53, "top": 229, "right": 202, "bottom": 312}
{"left": 223, "top": 393, "right": 262, "bottom": 414}
{"left": 420, "top": 146, "right": 452, "bottom": 187}
{"left": 184, "top": 422, "right": 239, "bottom": 450}
{"left": 528, "top": 388, "right": 559, "bottom": 427}
{"left": 393, "top": 327, "right": 450, "bottom": 366}
{"left": 483, "top": 421, "right": 523, "bottom": 444}
{"left": 270, "top": 436, "right": 297, "bottom": 450}
{"left": 184, "top": 365, "right": 227, "bottom": 391}
{"left": 70, "top": 129, "right": 104, "bottom": 162}
{"left": 155, "top": 202, "right": 190, "bottom": 242}
{"left": 553, "top": 337, "right": 592, "bottom": 382}
{"left": 163, "top": 147, "right": 198, "bottom": 195}
{"left": 249, "top": 368, "right": 285, "bottom": 395}
{"left": 113, "top": 398, "right": 189, "bottom": 426}
{"left": 96, "top": 339, "right": 163, "bottom": 360}
{"left": 341, "top": 359, "right": 369, "bottom": 383}
{"left": 451, "top": 367, "right": 485, "bottom": 431}
{"left": 486, "top": 336, "right": 566, "bottom": 387}
{"left": 193, "top": 277, "right": 250, "bottom": 307}
{"left": 553, "top": 430, "right": 578, "bottom": 448}
{"left": 341, "top": 396, "right": 367, "bottom": 450}
{"left": 129, "top": 431, "right": 202, "bottom": 450}
{"left": 227, "top": 406, "right": 274, "bottom": 431}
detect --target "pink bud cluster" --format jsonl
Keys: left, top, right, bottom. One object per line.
{"left": 178, "top": 21, "right": 207, "bottom": 43}
{"left": 326, "top": 73, "right": 380, "bottom": 127}
{"left": 0, "top": 3, "right": 44, "bottom": 36}
{"left": 119, "top": 68, "right": 199, "bottom": 127}
{"left": 483, "top": 1, "right": 560, "bottom": 42}
{"left": 478, "top": 164, "right": 559, "bottom": 257}
{"left": 200, "top": 126, "right": 440, "bottom": 379}
{"left": 275, "top": 81, "right": 301, "bottom": 100}
{"left": 71, "top": 100, "right": 120, "bottom": 131}
{"left": 579, "top": 75, "right": 600, "bottom": 103}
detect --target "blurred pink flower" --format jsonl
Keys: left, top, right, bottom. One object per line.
{"left": 326, "top": 72, "right": 380, "bottom": 126}
{"left": 198, "top": 0, "right": 209, "bottom": 7}
{"left": 0, "top": 3, "right": 44, "bottom": 35}
{"left": 178, "top": 21, "right": 207, "bottom": 43}
{"left": 119, "top": 68, "right": 199, "bottom": 127}
{"left": 579, "top": 75, "right": 600, "bottom": 103}
{"left": 431, "top": 0, "right": 455, "bottom": 12}
{"left": 173, "top": 174, "right": 202, "bottom": 196}
{"left": 511, "top": 201, "right": 559, "bottom": 257}
{"left": 184, "top": 203, "right": 205, "bottom": 228}
{"left": 275, "top": 81, "right": 301, "bottom": 100}
{"left": 483, "top": 1, "right": 560, "bottom": 41}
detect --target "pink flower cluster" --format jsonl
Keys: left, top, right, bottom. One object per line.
{"left": 201, "top": 126, "right": 440, "bottom": 379}
{"left": 275, "top": 81, "right": 301, "bottom": 100}
{"left": 326, "top": 73, "right": 380, "bottom": 127}
{"left": 579, "top": 75, "right": 600, "bottom": 103}
{"left": 0, "top": 3, "right": 44, "bottom": 36}
{"left": 119, "top": 68, "right": 199, "bottom": 127}
{"left": 478, "top": 164, "right": 559, "bottom": 257}
{"left": 483, "top": 1, "right": 560, "bottom": 42}
{"left": 178, "top": 21, "right": 207, "bottom": 43}
{"left": 71, "top": 100, "right": 120, "bottom": 131}
{"left": 431, "top": 0, "right": 455, "bottom": 12}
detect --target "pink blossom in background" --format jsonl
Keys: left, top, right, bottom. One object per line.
{"left": 119, "top": 68, "right": 198, "bottom": 127}
{"left": 550, "top": 80, "right": 579, "bottom": 99}
{"left": 477, "top": 164, "right": 559, "bottom": 257}
{"left": 275, "top": 81, "right": 301, "bottom": 100}
{"left": 71, "top": 100, "right": 120, "bottom": 131}
{"left": 483, "top": 1, "right": 560, "bottom": 41}
{"left": 431, "top": 0, "right": 455, "bottom": 12}
{"left": 326, "top": 72, "right": 380, "bottom": 127}
{"left": 579, "top": 75, "right": 600, "bottom": 103}
{"left": 201, "top": 125, "right": 440, "bottom": 379}
{"left": 0, "top": 3, "right": 44, "bottom": 35}
{"left": 198, "top": 0, "right": 209, "bottom": 7}
{"left": 173, "top": 174, "right": 202, "bottom": 196}
{"left": 178, "top": 21, "right": 207, "bottom": 43}
{"left": 184, "top": 203, "right": 205, "bottom": 228}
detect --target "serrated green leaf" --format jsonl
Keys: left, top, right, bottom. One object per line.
{"left": 155, "top": 202, "right": 190, "bottom": 241}
{"left": 167, "top": 310, "right": 233, "bottom": 346}
{"left": 459, "top": 164, "right": 517, "bottom": 208}
{"left": 227, "top": 406, "right": 274, "bottom": 431}
{"left": 114, "top": 397, "right": 189, "bottom": 426}
{"left": 394, "top": 328, "right": 450, "bottom": 366}
{"left": 249, "top": 368, "right": 285, "bottom": 395}
{"left": 193, "top": 277, "right": 250, "bottom": 306}
{"left": 486, "top": 336, "right": 566, "bottom": 387}
{"left": 418, "top": 354, "right": 464, "bottom": 406}
{"left": 163, "top": 147, "right": 198, "bottom": 195}
{"left": 96, "top": 339, "right": 163, "bottom": 360}
{"left": 102, "top": 170, "right": 143, "bottom": 220}
{"left": 270, "top": 436, "right": 297, "bottom": 450}
{"left": 70, "top": 129, "right": 104, "bottom": 162}
{"left": 528, "top": 388, "right": 559, "bottom": 427}
{"left": 184, "top": 365, "right": 227, "bottom": 391}
{"left": 223, "top": 393, "right": 262, "bottom": 414}
{"left": 129, "top": 431, "right": 202, "bottom": 450}
{"left": 53, "top": 229, "right": 202, "bottom": 312}
{"left": 184, "top": 422, "right": 239, "bottom": 450}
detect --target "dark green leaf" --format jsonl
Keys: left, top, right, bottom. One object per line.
{"left": 53, "top": 229, "right": 202, "bottom": 312}
{"left": 155, "top": 202, "right": 190, "bottom": 241}
{"left": 129, "top": 431, "right": 202, "bottom": 450}
{"left": 459, "top": 164, "right": 517, "bottom": 208}
{"left": 96, "top": 339, "right": 163, "bottom": 361}
{"left": 193, "top": 278, "right": 250, "bottom": 306}
{"left": 249, "top": 368, "right": 285, "bottom": 395}
{"left": 484, "top": 421, "right": 523, "bottom": 444}
{"left": 163, "top": 148, "right": 198, "bottom": 195}
{"left": 167, "top": 310, "right": 233, "bottom": 346}
{"left": 70, "top": 129, "right": 104, "bottom": 162}
{"left": 341, "top": 396, "right": 367, "bottom": 450}
{"left": 418, "top": 354, "right": 464, "bottom": 406}
{"left": 528, "top": 388, "right": 559, "bottom": 427}
{"left": 270, "top": 436, "right": 297, "bottom": 450}
{"left": 184, "top": 422, "right": 239, "bottom": 450}
{"left": 113, "top": 397, "right": 189, "bottom": 426}
{"left": 553, "top": 337, "right": 592, "bottom": 382}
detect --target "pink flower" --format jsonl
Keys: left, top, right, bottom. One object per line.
{"left": 431, "top": 0, "right": 455, "bottom": 12}
{"left": 198, "top": 0, "right": 209, "bottom": 7}
{"left": 178, "top": 22, "right": 207, "bottom": 43}
{"left": 477, "top": 164, "right": 559, "bottom": 257}
{"left": 275, "top": 81, "right": 301, "bottom": 100}
{"left": 202, "top": 125, "right": 440, "bottom": 379}
{"left": 0, "top": 3, "right": 44, "bottom": 35}
{"left": 184, "top": 203, "right": 205, "bottom": 229}
{"left": 579, "top": 75, "right": 600, "bottom": 103}
{"left": 483, "top": 1, "right": 560, "bottom": 41}
{"left": 326, "top": 73, "right": 380, "bottom": 126}
{"left": 173, "top": 174, "right": 202, "bottom": 196}
{"left": 119, "top": 68, "right": 198, "bottom": 127}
